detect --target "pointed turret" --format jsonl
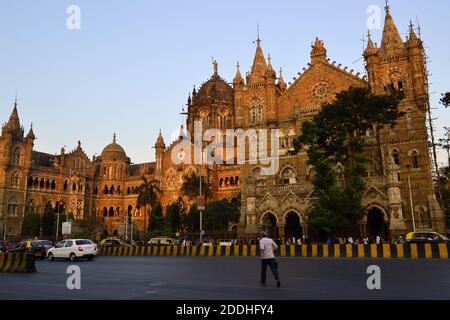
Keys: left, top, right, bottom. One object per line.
{"left": 278, "top": 67, "right": 287, "bottom": 92}
{"left": 6, "top": 101, "right": 20, "bottom": 131}
{"left": 265, "top": 54, "right": 276, "bottom": 80}
{"left": 248, "top": 37, "right": 267, "bottom": 84}
{"left": 364, "top": 30, "right": 378, "bottom": 58}
{"left": 407, "top": 20, "right": 421, "bottom": 48}
{"left": 380, "top": 3, "right": 404, "bottom": 53}
{"left": 2, "top": 99, "right": 24, "bottom": 138}
{"left": 310, "top": 37, "right": 327, "bottom": 63}
{"left": 233, "top": 62, "right": 244, "bottom": 86}
{"left": 155, "top": 130, "right": 165, "bottom": 149}
{"left": 26, "top": 123, "right": 35, "bottom": 140}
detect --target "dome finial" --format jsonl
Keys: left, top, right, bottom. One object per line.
{"left": 113, "top": 133, "right": 116, "bottom": 143}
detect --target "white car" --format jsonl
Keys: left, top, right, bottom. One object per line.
{"left": 47, "top": 239, "right": 98, "bottom": 262}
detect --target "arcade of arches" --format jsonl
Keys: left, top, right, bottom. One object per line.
{"left": 259, "top": 211, "right": 305, "bottom": 240}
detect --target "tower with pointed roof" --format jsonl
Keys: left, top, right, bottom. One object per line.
{"left": 363, "top": 4, "right": 444, "bottom": 235}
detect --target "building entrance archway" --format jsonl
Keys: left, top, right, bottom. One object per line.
{"left": 260, "top": 212, "right": 278, "bottom": 238}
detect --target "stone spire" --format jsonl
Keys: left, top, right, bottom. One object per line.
{"left": 310, "top": 37, "right": 327, "bottom": 63}
{"left": 233, "top": 61, "right": 244, "bottom": 86}
{"left": 6, "top": 99, "right": 21, "bottom": 131}
{"left": 364, "top": 30, "right": 378, "bottom": 57}
{"left": 2, "top": 98, "right": 24, "bottom": 137}
{"left": 407, "top": 20, "right": 421, "bottom": 47}
{"left": 155, "top": 130, "right": 165, "bottom": 149}
{"left": 248, "top": 36, "right": 267, "bottom": 84}
{"left": 265, "top": 54, "right": 276, "bottom": 79}
{"left": 278, "top": 67, "right": 287, "bottom": 92}
{"left": 380, "top": 2, "right": 404, "bottom": 52}
{"left": 26, "top": 123, "right": 35, "bottom": 140}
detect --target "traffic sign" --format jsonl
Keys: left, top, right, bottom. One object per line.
{"left": 62, "top": 222, "right": 72, "bottom": 235}
{"left": 197, "top": 196, "right": 206, "bottom": 211}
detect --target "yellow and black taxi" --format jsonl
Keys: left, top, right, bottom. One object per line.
{"left": 99, "top": 238, "right": 130, "bottom": 248}
{"left": 6, "top": 240, "right": 47, "bottom": 259}
{"left": 405, "top": 231, "right": 450, "bottom": 244}
{"left": 148, "top": 237, "right": 179, "bottom": 246}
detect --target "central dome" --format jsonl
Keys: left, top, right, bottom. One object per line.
{"left": 195, "top": 75, "right": 233, "bottom": 104}
{"left": 101, "top": 134, "right": 127, "bottom": 159}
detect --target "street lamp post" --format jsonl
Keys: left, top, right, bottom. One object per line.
{"left": 407, "top": 165, "right": 416, "bottom": 232}
{"left": 55, "top": 202, "right": 61, "bottom": 242}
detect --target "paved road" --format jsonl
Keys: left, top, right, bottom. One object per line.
{"left": 1, "top": 257, "right": 449, "bottom": 300}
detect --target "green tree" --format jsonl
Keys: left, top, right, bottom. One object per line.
{"left": 441, "top": 92, "right": 450, "bottom": 108}
{"left": 42, "top": 202, "right": 55, "bottom": 237}
{"left": 438, "top": 127, "right": 450, "bottom": 167}
{"left": 296, "top": 86, "right": 403, "bottom": 236}
{"left": 77, "top": 213, "right": 103, "bottom": 240}
{"left": 181, "top": 172, "right": 211, "bottom": 201}
{"left": 165, "top": 199, "right": 184, "bottom": 233}
{"left": 21, "top": 212, "right": 41, "bottom": 238}
{"left": 135, "top": 176, "right": 161, "bottom": 239}
{"left": 148, "top": 202, "right": 165, "bottom": 235}
{"left": 184, "top": 204, "right": 200, "bottom": 235}
{"left": 437, "top": 166, "right": 450, "bottom": 227}
{"left": 203, "top": 200, "right": 240, "bottom": 238}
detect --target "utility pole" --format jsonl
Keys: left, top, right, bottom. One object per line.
{"left": 55, "top": 201, "right": 61, "bottom": 242}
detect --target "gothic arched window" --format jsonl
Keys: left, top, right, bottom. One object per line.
{"left": 281, "top": 167, "right": 297, "bottom": 185}
{"left": 410, "top": 150, "right": 420, "bottom": 169}
{"left": 250, "top": 106, "right": 263, "bottom": 124}
{"left": 392, "top": 149, "right": 400, "bottom": 166}
{"left": 7, "top": 196, "right": 19, "bottom": 216}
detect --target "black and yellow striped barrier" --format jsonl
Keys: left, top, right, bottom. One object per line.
{"left": 0, "top": 253, "right": 37, "bottom": 273}
{"left": 98, "top": 243, "right": 450, "bottom": 259}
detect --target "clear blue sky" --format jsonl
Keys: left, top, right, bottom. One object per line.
{"left": 0, "top": 0, "right": 449, "bottom": 165}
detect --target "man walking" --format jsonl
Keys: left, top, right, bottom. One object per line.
{"left": 259, "top": 231, "right": 281, "bottom": 288}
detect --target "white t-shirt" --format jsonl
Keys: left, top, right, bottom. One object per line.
{"left": 259, "top": 237, "right": 278, "bottom": 259}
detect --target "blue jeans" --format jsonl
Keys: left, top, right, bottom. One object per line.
{"left": 261, "top": 258, "right": 280, "bottom": 283}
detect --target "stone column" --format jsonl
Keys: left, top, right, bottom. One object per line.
{"left": 387, "top": 154, "right": 407, "bottom": 236}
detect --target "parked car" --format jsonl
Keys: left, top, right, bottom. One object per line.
{"left": 48, "top": 239, "right": 98, "bottom": 261}
{"left": 7, "top": 240, "right": 47, "bottom": 259}
{"left": 148, "top": 237, "right": 179, "bottom": 246}
{"left": 405, "top": 231, "right": 450, "bottom": 244}
{"left": 99, "top": 238, "right": 130, "bottom": 248}
{"left": 36, "top": 240, "right": 54, "bottom": 253}
{"left": 0, "top": 241, "right": 15, "bottom": 253}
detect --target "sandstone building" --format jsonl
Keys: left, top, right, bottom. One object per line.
{"left": 0, "top": 6, "right": 445, "bottom": 240}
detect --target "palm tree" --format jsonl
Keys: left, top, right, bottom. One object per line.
{"left": 135, "top": 176, "right": 161, "bottom": 239}
{"left": 181, "top": 172, "right": 211, "bottom": 201}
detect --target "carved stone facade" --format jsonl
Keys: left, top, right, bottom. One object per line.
{"left": 0, "top": 7, "right": 445, "bottom": 240}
